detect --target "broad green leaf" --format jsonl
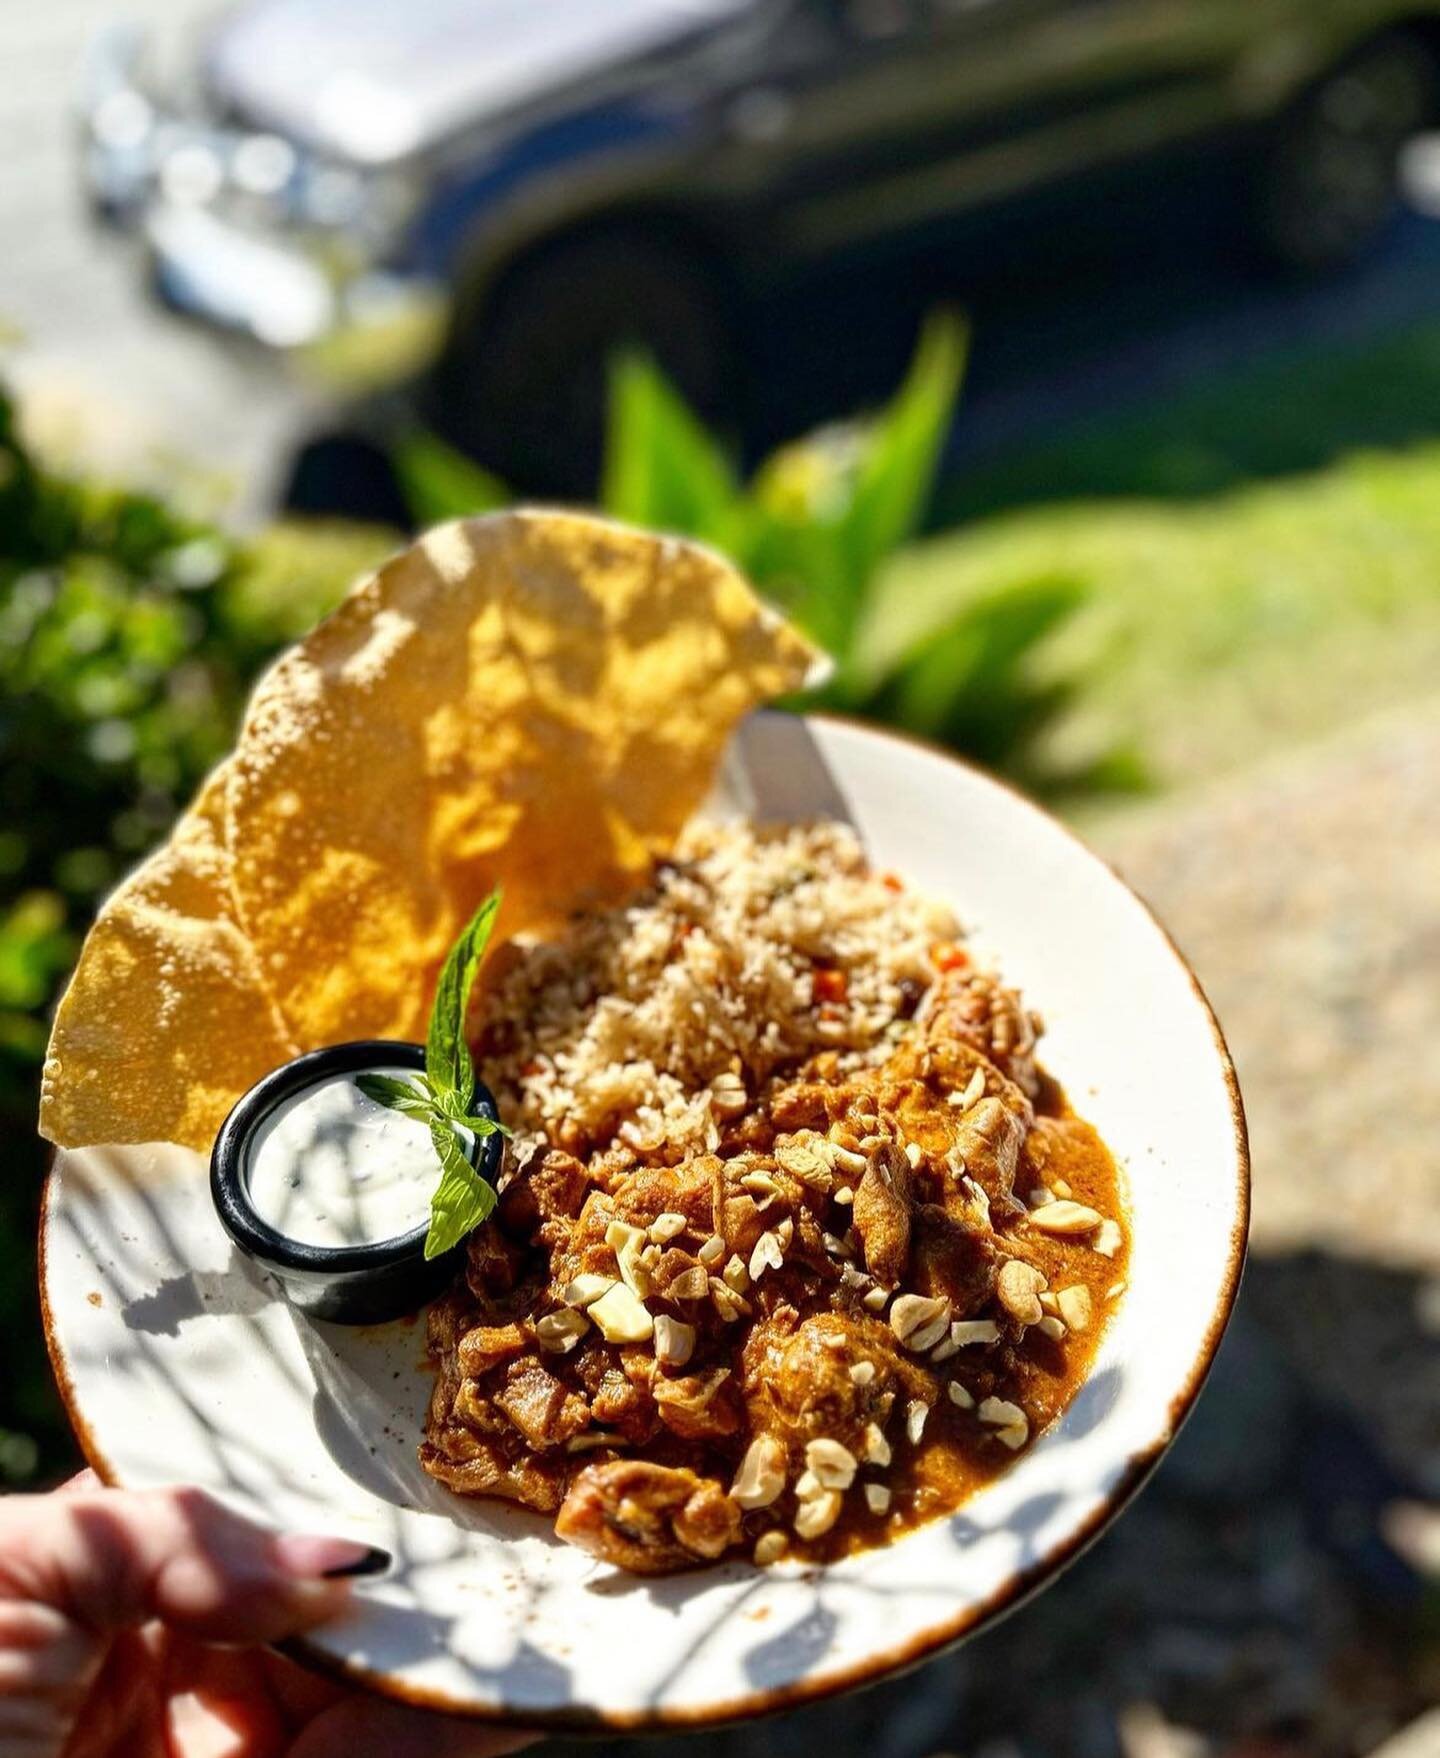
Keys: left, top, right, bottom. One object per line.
{"left": 847, "top": 313, "right": 966, "bottom": 568}
{"left": 393, "top": 427, "right": 510, "bottom": 526}
{"left": 600, "top": 352, "right": 743, "bottom": 547}
{"left": 424, "top": 1118, "right": 497, "bottom": 1259}
{"left": 743, "top": 318, "right": 966, "bottom": 673}
{"left": 744, "top": 507, "right": 852, "bottom": 681}
{"left": 425, "top": 889, "right": 502, "bottom": 1109}
{"left": 355, "top": 1072, "right": 435, "bottom": 1120}
{"left": 1054, "top": 741, "right": 1152, "bottom": 797}
{"left": 826, "top": 313, "right": 967, "bottom": 659}
{"left": 885, "top": 575, "right": 1087, "bottom": 746}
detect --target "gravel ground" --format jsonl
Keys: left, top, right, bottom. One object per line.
{"left": 1096, "top": 697, "right": 1440, "bottom": 1278}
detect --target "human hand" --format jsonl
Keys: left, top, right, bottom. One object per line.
{"left": 0, "top": 1472, "right": 535, "bottom": 1758}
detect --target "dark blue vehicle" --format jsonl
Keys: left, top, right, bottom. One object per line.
{"left": 82, "top": 0, "right": 1440, "bottom": 490}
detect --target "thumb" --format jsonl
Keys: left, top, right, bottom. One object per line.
{"left": 290, "top": 1696, "right": 536, "bottom": 1758}
{"left": 0, "top": 1484, "right": 388, "bottom": 1646}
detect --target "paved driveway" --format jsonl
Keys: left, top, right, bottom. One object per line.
{"left": 0, "top": 0, "right": 302, "bottom": 512}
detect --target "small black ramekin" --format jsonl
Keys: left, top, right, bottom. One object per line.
{"left": 210, "top": 1039, "right": 502, "bottom": 1325}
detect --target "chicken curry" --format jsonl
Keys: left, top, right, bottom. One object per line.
{"left": 420, "top": 827, "right": 1127, "bottom": 1576}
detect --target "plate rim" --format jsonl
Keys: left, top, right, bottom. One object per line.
{"left": 37, "top": 711, "right": 1251, "bottom": 1732}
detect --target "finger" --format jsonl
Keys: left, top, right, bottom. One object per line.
{"left": 288, "top": 1698, "right": 537, "bottom": 1758}
{"left": 0, "top": 1486, "right": 391, "bottom": 1647}
{"left": 52, "top": 1471, "right": 102, "bottom": 1498}
{"left": 163, "top": 1635, "right": 290, "bottom": 1758}
{"left": 30, "top": 1625, "right": 164, "bottom": 1758}
{"left": 257, "top": 1649, "right": 348, "bottom": 1725}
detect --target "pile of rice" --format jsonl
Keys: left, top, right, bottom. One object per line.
{"left": 475, "top": 819, "right": 962, "bottom": 1160}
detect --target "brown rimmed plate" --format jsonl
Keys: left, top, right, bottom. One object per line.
{"left": 39, "top": 714, "right": 1248, "bottom": 1730}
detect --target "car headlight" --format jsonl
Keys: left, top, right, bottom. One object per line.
{"left": 79, "top": 24, "right": 421, "bottom": 262}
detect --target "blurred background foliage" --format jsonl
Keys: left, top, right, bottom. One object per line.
{"left": 0, "top": 378, "right": 390, "bottom": 1477}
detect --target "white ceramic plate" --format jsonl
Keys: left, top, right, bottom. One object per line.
{"left": 40, "top": 714, "right": 1248, "bottom": 1732}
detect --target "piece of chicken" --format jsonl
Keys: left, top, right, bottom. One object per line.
{"left": 418, "top": 1422, "right": 568, "bottom": 1511}
{"left": 851, "top": 1138, "right": 912, "bottom": 1288}
{"left": 908, "top": 1203, "right": 998, "bottom": 1316}
{"left": 744, "top": 1310, "right": 918, "bottom": 1457}
{"left": 496, "top": 1145, "right": 595, "bottom": 1253}
{"left": 922, "top": 968, "right": 1041, "bottom": 1098}
{"left": 949, "top": 1095, "right": 1030, "bottom": 1221}
{"left": 555, "top": 1460, "right": 742, "bottom": 1574}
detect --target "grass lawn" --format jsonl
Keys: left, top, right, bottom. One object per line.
{"left": 872, "top": 318, "right": 1440, "bottom": 810}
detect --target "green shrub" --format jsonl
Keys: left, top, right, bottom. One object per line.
{"left": 0, "top": 380, "right": 393, "bottom": 1481}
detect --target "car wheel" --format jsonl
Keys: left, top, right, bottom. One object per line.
{"left": 432, "top": 230, "right": 741, "bottom": 499}
{"left": 1248, "top": 32, "right": 1437, "bottom": 273}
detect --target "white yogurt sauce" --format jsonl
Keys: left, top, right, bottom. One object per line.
{"left": 245, "top": 1067, "right": 441, "bottom": 1249}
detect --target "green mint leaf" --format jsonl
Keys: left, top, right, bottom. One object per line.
{"left": 356, "top": 1072, "right": 437, "bottom": 1120}
{"left": 431, "top": 1083, "right": 512, "bottom": 1136}
{"left": 456, "top": 1113, "right": 512, "bottom": 1138}
{"left": 424, "top": 1117, "right": 497, "bottom": 1259}
{"left": 426, "top": 889, "right": 502, "bottom": 1109}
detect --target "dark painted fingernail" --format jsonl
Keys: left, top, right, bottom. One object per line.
{"left": 321, "top": 1545, "right": 392, "bottom": 1579}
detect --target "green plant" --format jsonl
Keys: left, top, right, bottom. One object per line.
{"left": 605, "top": 312, "right": 968, "bottom": 691}
{"left": 0, "top": 378, "right": 395, "bottom": 1482}
{"left": 392, "top": 427, "right": 509, "bottom": 528}
{"left": 359, "top": 890, "right": 510, "bottom": 1259}
{"left": 397, "top": 313, "right": 1110, "bottom": 788}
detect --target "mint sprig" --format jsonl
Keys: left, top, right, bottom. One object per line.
{"left": 356, "top": 888, "right": 508, "bottom": 1259}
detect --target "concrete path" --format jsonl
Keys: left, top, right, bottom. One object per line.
{"left": 0, "top": 0, "right": 301, "bottom": 509}
{"left": 1096, "top": 697, "right": 1440, "bottom": 1277}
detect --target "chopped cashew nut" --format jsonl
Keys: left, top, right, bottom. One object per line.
{"left": 588, "top": 1282, "right": 653, "bottom": 1344}
{"left": 862, "top": 1423, "right": 892, "bottom": 1467}
{"left": 653, "top": 1314, "right": 696, "bottom": 1366}
{"left": 890, "top": 1293, "right": 951, "bottom": 1351}
{"left": 753, "top": 1530, "right": 788, "bottom": 1566}
{"left": 535, "top": 1308, "right": 590, "bottom": 1352}
{"left": 1093, "top": 1218, "right": 1124, "bottom": 1257}
{"left": 978, "top": 1396, "right": 1026, "bottom": 1428}
{"left": 805, "top": 1438, "right": 859, "bottom": 1491}
{"left": 749, "top": 1229, "right": 785, "bottom": 1282}
{"left": 563, "top": 1273, "right": 616, "bottom": 1309}
{"left": 997, "top": 1259, "right": 1047, "bottom": 1326}
{"left": 731, "top": 1434, "right": 786, "bottom": 1509}
{"left": 794, "top": 1489, "right": 843, "bottom": 1539}
{"left": 1029, "top": 1199, "right": 1104, "bottom": 1236}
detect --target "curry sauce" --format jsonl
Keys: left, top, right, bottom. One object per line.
{"left": 823, "top": 1092, "right": 1126, "bottom": 1561}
